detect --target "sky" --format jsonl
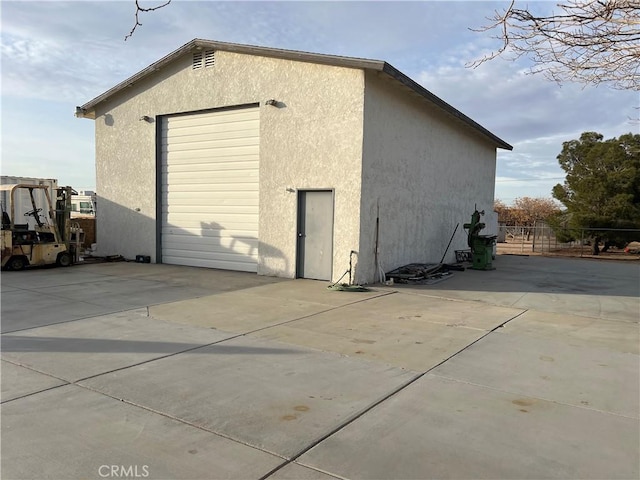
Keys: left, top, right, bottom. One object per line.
{"left": 1, "top": 0, "right": 638, "bottom": 204}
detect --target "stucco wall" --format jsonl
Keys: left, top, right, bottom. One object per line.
{"left": 93, "top": 51, "right": 365, "bottom": 280}
{"left": 358, "top": 71, "right": 498, "bottom": 283}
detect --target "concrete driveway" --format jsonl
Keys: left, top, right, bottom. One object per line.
{"left": 1, "top": 256, "right": 638, "bottom": 479}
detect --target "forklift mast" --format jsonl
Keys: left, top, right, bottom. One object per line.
{"left": 55, "top": 186, "right": 73, "bottom": 248}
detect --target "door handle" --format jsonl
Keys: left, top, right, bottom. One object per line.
{"left": 298, "top": 233, "right": 305, "bottom": 237}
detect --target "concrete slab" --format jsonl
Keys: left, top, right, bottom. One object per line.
{"left": 267, "top": 462, "right": 341, "bottom": 479}
{"left": 1, "top": 310, "right": 235, "bottom": 382}
{"left": 148, "top": 291, "right": 336, "bottom": 333}
{"left": 80, "top": 336, "right": 416, "bottom": 458}
{"left": 75, "top": 261, "right": 288, "bottom": 291}
{"left": 0, "top": 268, "right": 115, "bottom": 289}
{"left": 148, "top": 281, "right": 389, "bottom": 333}
{"left": 432, "top": 331, "right": 640, "bottom": 418}
{"left": 1, "top": 262, "right": 287, "bottom": 333}
{"left": 1, "top": 385, "right": 282, "bottom": 480}
{"left": 0, "top": 289, "right": 116, "bottom": 333}
{"left": 502, "top": 309, "right": 639, "bottom": 354}
{"left": 394, "top": 255, "right": 640, "bottom": 322}
{"left": 239, "top": 279, "right": 388, "bottom": 307}
{"left": 37, "top": 277, "right": 214, "bottom": 309}
{"left": 299, "top": 374, "right": 640, "bottom": 479}
{"left": 3, "top": 256, "right": 637, "bottom": 479}
{"left": 0, "top": 284, "right": 20, "bottom": 292}
{"left": 251, "top": 293, "right": 523, "bottom": 371}
{"left": 1, "top": 361, "right": 67, "bottom": 402}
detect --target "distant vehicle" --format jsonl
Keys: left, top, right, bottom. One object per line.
{"left": 71, "top": 195, "right": 96, "bottom": 218}
{"left": 624, "top": 241, "right": 640, "bottom": 254}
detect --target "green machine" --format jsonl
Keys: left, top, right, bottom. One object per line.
{"left": 463, "top": 208, "right": 496, "bottom": 270}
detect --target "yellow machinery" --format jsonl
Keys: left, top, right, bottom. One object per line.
{"left": 1, "top": 184, "right": 78, "bottom": 271}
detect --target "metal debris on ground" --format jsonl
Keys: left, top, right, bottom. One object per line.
{"left": 385, "top": 263, "right": 465, "bottom": 284}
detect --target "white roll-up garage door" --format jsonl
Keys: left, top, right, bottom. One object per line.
{"left": 161, "top": 106, "right": 260, "bottom": 272}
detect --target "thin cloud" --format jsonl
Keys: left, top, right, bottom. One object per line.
{"left": 1, "top": 0, "right": 635, "bottom": 195}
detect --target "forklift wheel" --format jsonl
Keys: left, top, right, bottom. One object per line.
{"left": 8, "top": 256, "right": 27, "bottom": 271}
{"left": 57, "top": 252, "right": 72, "bottom": 267}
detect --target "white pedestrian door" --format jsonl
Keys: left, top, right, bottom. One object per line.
{"left": 296, "top": 190, "right": 334, "bottom": 280}
{"left": 161, "top": 106, "right": 260, "bottom": 272}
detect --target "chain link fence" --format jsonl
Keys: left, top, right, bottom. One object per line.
{"left": 497, "top": 224, "right": 640, "bottom": 257}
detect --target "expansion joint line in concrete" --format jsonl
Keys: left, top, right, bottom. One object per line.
{"left": 259, "top": 308, "right": 529, "bottom": 480}
{"left": 0, "top": 331, "right": 249, "bottom": 403}
{"left": 0, "top": 306, "right": 149, "bottom": 334}
{"left": 239, "top": 290, "right": 398, "bottom": 337}
{"left": 0, "top": 358, "right": 72, "bottom": 404}
{"left": 73, "top": 382, "right": 290, "bottom": 460}
{"left": 397, "top": 288, "right": 529, "bottom": 309}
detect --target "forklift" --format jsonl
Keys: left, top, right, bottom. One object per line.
{"left": 1, "top": 184, "right": 78, "bottom": 271}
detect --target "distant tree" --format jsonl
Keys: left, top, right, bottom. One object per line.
{"left": 470, "top": 1, "right": 640, "bottom": 90}
{"left": 494, "top": 197, "right": 560, "bottom": 226}
{"left": 552, "top": 131, "right": 640, "bottom": 253}
{"left": 495, "top": 197, "right": 561, "bottom": 240}
{"left": 513, "top": 197, "right": 561, "bottom": 226}
{"left": 494, "top": 199, "right": 515, "bottom": 224}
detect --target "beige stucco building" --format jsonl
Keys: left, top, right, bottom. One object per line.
{"left": 77, "top": 39, "right": 511, "bottom": 284}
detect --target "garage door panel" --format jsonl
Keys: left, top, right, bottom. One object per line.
{"left": 163, "top": 124, "right": 259, "bottom": 142}
{"left": 164, "top": 134, "right": 258, "bottom": 149}
{"left": 163, "top": 169, "right": 258, "bottom": 182}
{"left": 164, "top": 150, "right": 259, "bottom": 164}
{"left": 165, "top": 205, "right": 258, "bottom": 215}
{"left": 162, "top": 237, "right": 258, "bottom": 255}
{"left": 161, "top": 256, "right": 258, "bottom": 273}
{"left": 163, "top": 191, "right": 258, "bottom": 204}
{"left": 165, "top": 183, "right": 258, "bottom": 193}
{"left": 163, "top": 240, "right": 257, "bottom": 257}
{"left": 161, "top": 106, "right": 260, "bottom": 271}
{"left": 163, "top": 127, "right": 259, "bottom": 144}
{"left": 165, "top": 216, "right": 257, "bottom": 231}
{"left": 162, "top": 227, "right": 257, "bottom": 238}
{"left": 163, "top": 201, "right": 258, "bottom": 210}
{"left": 164, "top": 143, "right": 259, "bottom": 157}
{"left": 163, "top": 249, "right": 258, "bottom": 264}
{"left": 164, "top": 161, "right": 259, "bottom": 173}
{"left": 165, "top": 110, "right": 260, "bottom": 129}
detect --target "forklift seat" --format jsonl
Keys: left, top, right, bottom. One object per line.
{"left": 2, "top": 211, "right": 10, "bottom": 229}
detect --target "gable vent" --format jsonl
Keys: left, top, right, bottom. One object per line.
{"left": 192, "top": 49, "right": 215, "bottom": 69}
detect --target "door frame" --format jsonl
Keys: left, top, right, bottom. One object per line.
{"left": 295, "top": 189, "right": 335, "bottom": 279}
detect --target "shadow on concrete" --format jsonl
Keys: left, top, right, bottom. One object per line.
{"left": 397, "top": 255, "right": 640, "bottom": 299}
{"left": 1, "top": 336, "right": 298, "bottom": 355}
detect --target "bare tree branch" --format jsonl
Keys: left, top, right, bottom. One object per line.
{"left": 468, "top": 0, "right": 640, "bottom": 90}
{"left": 125, "top": 0, "right": 172, "bottom": 41}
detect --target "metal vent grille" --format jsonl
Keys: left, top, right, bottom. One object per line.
{"left": 204, "top": 50, "right": 215, "bottom": 67}
{"left": 192, "top": 52, "right": 203, "bottom": 69}
{"left": 193, "top": 50, "right": 215, "bottom": 69}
